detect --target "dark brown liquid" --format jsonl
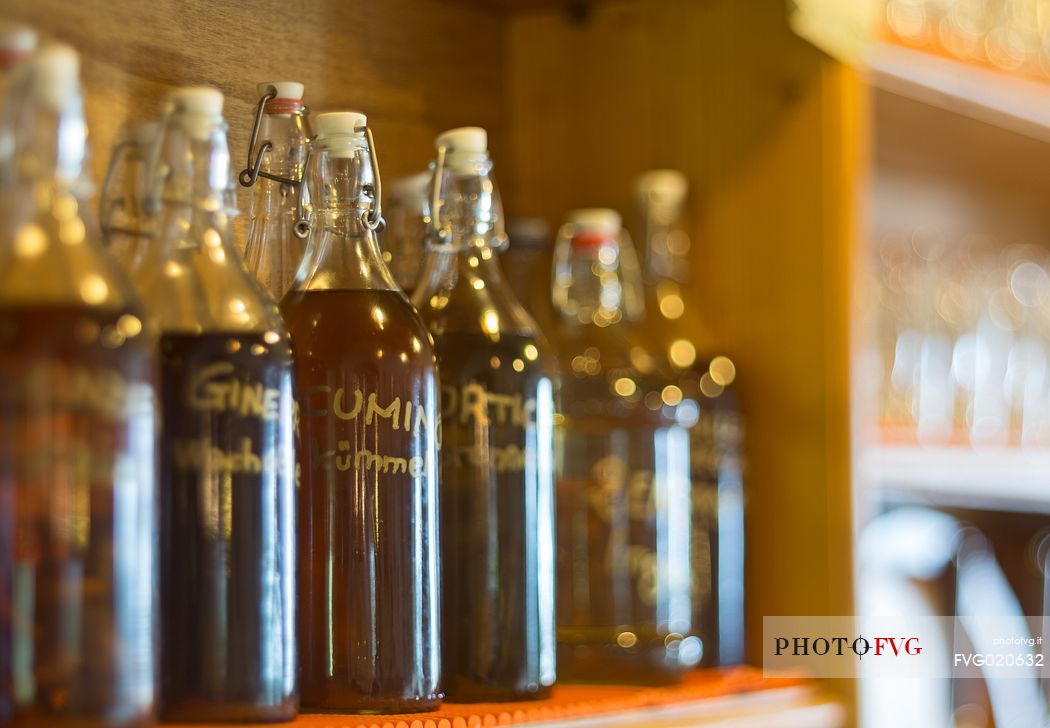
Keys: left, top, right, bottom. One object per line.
{"left": 0, "top": 305, "right": 156, "bottom": 727}
{"left": 554, "top": 327, "right": 694, "bottom": 685}
{"left": 280, "top": 289, "right": 440, "bottom": 714}
{"left": 157, "top": 331, "right": 297, "bottom": 722}
{"left": 431, "top": 332, "right": 555, "bottom": 702}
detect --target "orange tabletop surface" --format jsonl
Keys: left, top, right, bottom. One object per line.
{"left": 163, "top": 668, "right": 813, "bottom": 728}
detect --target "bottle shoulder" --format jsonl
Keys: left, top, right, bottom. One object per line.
{"left": 281, "top": 288, "right": 438, "bottom": 370}
{"left": 135, "top": 241, "right": 287, "bottom": 335}
{"left": 0, "top": 192, "right": 142, "bottom": 313}
{"left": 413, "top": 262, "right": 541, "bottom": 340}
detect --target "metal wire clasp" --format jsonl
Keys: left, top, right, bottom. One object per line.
{"left": 99, "top": 138, "right": 134, "bottom": 243}
{"left": 293, "top": 122, "right": 383, "bottom": 239}
{"left": 239, "top": 85, "right": 301, "bottom": 189}
{"left": 292, "top": 143, "right": 313, "bottom": 239}
{"left": 427, "top": 143, "right": 451, "bottom": 246}
{"left": 359, "top": 123, "right": 383, "bottom": 232}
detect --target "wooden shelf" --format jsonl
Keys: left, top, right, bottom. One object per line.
{"left": 860, "top": 443, "right": 1050, "bottom": 514}
{"left": 538, "top": 687, "right": 843, "bottom": 727}
{"left": 867, "top": 41, "right": 1050, "bottom": 143}
{"left": 164, "top": 671, "right": 844, "bottom": 728}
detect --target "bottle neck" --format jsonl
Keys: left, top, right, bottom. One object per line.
{"left": 429, "top": 155, "right": 503, "bottom": 252}
{"left": 1, "top": 86, "right": 88, "bottom": 195}
{"left": 642, "top": 197, "right": 689, "bottom": 285}
{"left": 257, "top": 110, "right": 308, "bottom": 180}
{"left": 291, "top": 143, "right": 397, "bottom": 292}
{"left": 553, "top": 231, "right": 630, "bottom": 329}
{"left": 641, "top": 195, "right": 699, "bottom": 334}
{"left": 154, "top": 117, "right": 238, "bottom": 256}
{"left": 420, "top": 156, "right": 505, "bottom": 288}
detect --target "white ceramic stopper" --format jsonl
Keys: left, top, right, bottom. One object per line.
{"left": 568, "top": 208, "right": 622, "bottom": 235}
{"left": 635, "top": 169, "right": 688, "bottom": 205}
{"left": 435, "top": 126, "right": 487, "bottom": 154}
{"left": 257, "top": 81, "right": 304, "bottom": 100}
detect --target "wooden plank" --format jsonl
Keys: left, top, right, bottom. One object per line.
{"left": 860, "top": 444, "right": 1050, "bottom": 515}
{"left": 1, "top": 0, "right": 507, "bottom": 221}
{"left": 537, "top": 686, "right": 845, "bottom": 727}
{"left": 868, "top": 41, "right": 1050, "bottom": 145}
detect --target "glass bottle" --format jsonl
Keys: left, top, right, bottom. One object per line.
{"left": 0, "top": 45, "right": 157, "bottom": 727}
{"left": 99, "top": 120, "right": 161, "bottom": 274}
{"left": 552, "top": 208, "right": 697, "bottom": 685}
{"left": 412, "top": 128, "right": 556, "bottom": 701}
{"left": 634, "top": 170, "right": 745, "bottom": 667}
{"left": 281, "top": 112, "right": 441, "bottom": 714}
{"left": 503, "top": 217, "right": 558, "bottom": 340}
{"left": 135, "top": 87, "right": 297, "bottom": 722}
{"left": 382, "top": 171, "right": 429, "bottom": 296}
{"left": 0, "top": 21, "right": 35, "bottom": 95}
{"left": 240, "top": 81, "right": 310, "bottom": 301}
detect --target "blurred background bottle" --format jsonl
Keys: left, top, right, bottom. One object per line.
{"left": 241, "top": 81, "right": 311, "bottom": 301}
{"left": 504, "top": 217, "right": 558, "bottom": 340}
{"left": 0, "top": 21, "right": 35, "bottom": 97}
{"left": 281, "top": 112, "right": 441, "bottom": 714}
{"left": 99, "top": 120, "right": 161, "bottom": 274}
{"left": 872, "top": 230, "right": 1050, "bottom": 450}
{"left": 382, "top": 171, "right": 429, "bottom": 297}
{"left": 137, "top": 86, "right": 297, "bottom": 722}
{"left": 634, "top": 170, "right": 745, "bottom": 667}
{"left": 551, "top": 208, "right": 697, "bottom": 685}
{"left": 0, "top": 45, "right": 157, "bottom": 727}
{"left": 412, "top": 127, "right": 556, "bottom": 701}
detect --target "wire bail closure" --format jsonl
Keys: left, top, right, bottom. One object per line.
{"left": 293, "top": 122, "right": 384, "bottom": 239}
{"left": 425, "top": 144, "right": 508, "bottom": 252}
{"left": 99, "top": 138, "right": 134, "bottom": 243}
{"left": 361, "top": 124, "right": 383, "bottom": 232}
{"left": 239, "top": 85, "right": 302, "bottom": 189}
{"left": 426, "top": 144, "right": 452, "bottom": 247}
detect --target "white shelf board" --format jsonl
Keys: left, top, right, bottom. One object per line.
{"left": 537, "top": 686, "right": 844, "bottom": 727}
{"left": 867, "top": 41, "right": 1050, "bottom": 143}
{"left": 860, "top": 443, "right": 1050, "bottom": 513}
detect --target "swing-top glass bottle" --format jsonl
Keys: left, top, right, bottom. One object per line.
{"left": 634, "top": 170, "right": 745, "bottom": 667}
{"left": 135, "top": 86, "right": 297, "bottom": 722}
{"left": 412, "top": 127, "right": 556, "bottom": 701}
{"left": 0, "top": 45, "right": 157, "bottom": 727}
{"left": 240, "top": 81, "right": 311, "bottom": 301}
{"left": 552, "top": 208, "right": 698, "bottom": 685}
{"left": 281, "top": 111, "right": 441, "bottom": 714}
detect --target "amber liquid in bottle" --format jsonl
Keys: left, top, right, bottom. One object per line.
{"left": 681, "top": 368, "right": 744, "bottom": 668}
{"left": 158, "top": 331, "right": 297, "bottom": 722}
{"left": 0, "top": 45, "right": 157, "bottom": 727}
{"left": 283, "top": 110, "right": 440, "bottom": 713}
{"left": 554, "top": 331, "right": 693, "bottom": 685}
{"left": 634, "top": 171, "right": 745, "bottom": 667}
{"left": 552, "top": 219, "right": 694, "bottom": 686}
{"left": 282, "top": 289, "right": 440, "bottom": 713}
{"left": 0, "top": 305, "right": 156, "bottom": 727}
{"left": 431, "top": 332, "right": 556, "bottom": 701}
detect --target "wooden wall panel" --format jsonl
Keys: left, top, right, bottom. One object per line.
{"left": 505, "top": 0, "right": 857, "bottom": 677}
{"left": 1, "top": 0, "right": 507, "bottom": 220}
